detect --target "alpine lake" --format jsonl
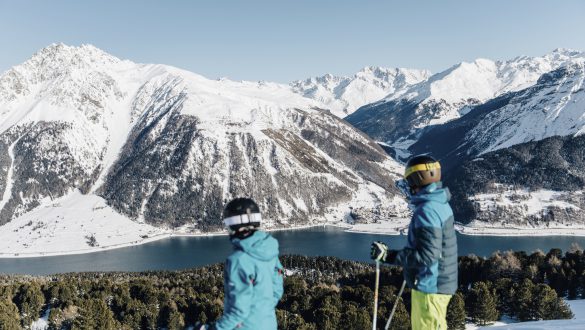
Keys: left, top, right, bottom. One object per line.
{"left": 2, "top": 226, "right": 585, "bottom": 275}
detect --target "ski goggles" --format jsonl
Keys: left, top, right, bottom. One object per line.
{"left": 223, "top": 213, "right": 262, "bottom": 227}
{"left": 404, "top": 161, "right": 441, "bottom": 179}
{"left": 224, "top": 213, "right": 262, "bottom": 235}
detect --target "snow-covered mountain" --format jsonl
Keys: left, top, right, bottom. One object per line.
{"left": 0, "top": 44, "right": 409, "bottom": 256}
{"left": 410, "top": 60, "right": 585, "bottom": 165}
{"left": 290, "top": 66, "right": 430, "bottom": 117}
{"left": 346, "top": 49, "right": 585, "bottom": 153}
{"left": 407, "top": 59, "right": 585, "bottom": 229}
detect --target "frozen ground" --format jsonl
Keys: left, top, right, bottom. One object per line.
{"left": 345, "top": 218, "right": 410, "bottom": 235}
{"left": 476, "top": 299, "right": 585, "bottom": 329}
{"left": 340, "top": 219, "right": 585, "bottom": 237}
{"left": 470, "top": 188, "right": 582, "bottom": 217}
{"left": 457, "top": 223, "right": 585, "bottom": 236}
{"left": 0, "top": 190, "right": 170, "bottom": 258}
{"left": 31, "top": 308, "right": 50, "bottom": 330}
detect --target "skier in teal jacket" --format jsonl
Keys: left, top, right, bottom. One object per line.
{"left": 199, "top": 198, "right": 284, "bottom": 330}
{"left": 371, "top": 155, "right": 457, "bottom": 330}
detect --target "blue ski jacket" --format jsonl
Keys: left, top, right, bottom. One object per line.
{"left": 392, "top": 182, "right": 458, "bottom": 295}
{"left": 214, "top": 230, "right": 284, "bottom": 330}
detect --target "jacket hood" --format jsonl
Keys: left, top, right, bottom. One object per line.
{"left": 231, "top": 230, "right": 279, "bottom": 261}
{"left": 410, "top": 182, "right": 451, "bottom": 205}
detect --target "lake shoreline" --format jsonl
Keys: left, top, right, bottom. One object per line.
{"left": 3, "top": 221, "right": 585, "bottom": 259}
{"left": 0, "top": 223, "right": 334, "bottom": 259}
{"left": 4, "top": 225, "right": 585, "bottom": 275}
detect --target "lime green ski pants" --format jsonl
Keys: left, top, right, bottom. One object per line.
{"left": 411, "top": 289, "right": 452, "bottom": 330}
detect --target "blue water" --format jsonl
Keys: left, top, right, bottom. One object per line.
{"left": 1, "top": 226, "right": 585, "bottom": 275}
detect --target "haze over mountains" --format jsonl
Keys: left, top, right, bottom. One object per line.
{"left": 0, "top": 44, "right": 584, "bottom": 255}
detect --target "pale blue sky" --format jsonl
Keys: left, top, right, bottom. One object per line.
{"left": 1, "top": 0, "right": 584, "bottom": 82}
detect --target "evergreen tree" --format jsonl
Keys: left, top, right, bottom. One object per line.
{"left": 166, "top": 311, "right": 185, "bottom": 330}
{"left": 280, "top": 276, "right": 311, "bottom": 314}
{"left": 72, "top": 298, "right": 117, "bottom": 330}
{"left": 339, "top": 302, "right": 371, "bottom": 330}
{"left": 48, "top": 308, "right": 62, "bottom": 330}
{"left": 550, "top": 298, "right": 574, "bottom": 320}
{"left": 513, "top": 278, "right": 534, "bottom": 321}
{"left": 567, "top": 269, "right": 579, "bottom": 300}
{"left": 383, "top": 298, "right": 410, "bottom": 330}
{"left": 0, "top": 298, "right": 21, "bottom": 330}
{"left": 530, "top": 284, "right": 574, "bottom": 320}
{"left": 312, "top": 295, "right": 341, "bottom": 330}
{"left": 14, "top": 282, "right": 45, "bottom": 328}
{"left": 467, "top": 282, "right": 498, "bottom": 326}
{"left": 1, "top": 254, "right": 584, "bottom": 329}
{"left": 277, "top": 309, "right": 316, "bottom": 330}
{"left": 492, "top": 278, "right": 514, "bottom": 316}
{"left": 446, "top": 292, "right": 466, "bottom": 330}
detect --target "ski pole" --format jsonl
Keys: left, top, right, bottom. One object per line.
{"left": 384, "top": 280, "right": 406, "bottom": 330}
{"left": 372, "top": 260, "right": 380, "bottom": 330}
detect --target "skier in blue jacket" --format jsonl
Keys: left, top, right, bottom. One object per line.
{"left": 199, "top": 198, "right": 284, "bottom": 330}
{"left": 371, "top": 155, "right": 457, "bottom": 330}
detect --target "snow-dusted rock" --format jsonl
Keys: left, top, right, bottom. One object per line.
{"left": 290, "top": 66, "right": 430, "bottom": 117}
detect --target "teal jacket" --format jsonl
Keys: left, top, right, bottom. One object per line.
{"left": 392, "top": 182, "right": 458, "bottom": 295}
{"left": 215, "top": 230, "right": 284, "bottom": 330}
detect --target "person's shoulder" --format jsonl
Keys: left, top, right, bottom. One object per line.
{"left": 413, "top": 203, "right": 443, "bottom": 227}
{"left": 414, "top": 201, "right": 436, "bottom": 215}
{"left": 226, "top": 250, "right": 249, "bottom": 264}
{"left": 226, "top": 251, "right": 256, "bottom": 273}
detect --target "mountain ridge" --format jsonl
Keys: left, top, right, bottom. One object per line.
{"left": 0, "top": 44, "right": 409, "bottom": 255}
{"left": 346, "top": 48, "right": 585, "bottom": 153}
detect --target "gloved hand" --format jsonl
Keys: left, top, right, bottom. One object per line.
{"left": 371, "top": 241, "right": 388, "bottom": 262}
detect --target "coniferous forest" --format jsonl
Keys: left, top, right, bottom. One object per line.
{"left": 0, "top": 248, "right": 581, "bottom": 330}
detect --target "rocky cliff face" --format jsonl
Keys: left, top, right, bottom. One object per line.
{"left": 0, "top": 122, "right": 103, "bottom": 225}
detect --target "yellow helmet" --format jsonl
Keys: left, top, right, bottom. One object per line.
{"left": 404, "top": 155, "right": 441, "bottom": 189}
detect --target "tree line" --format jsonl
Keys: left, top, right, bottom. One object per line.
{"left": 0, "top": 248, "right": 582, "bottom": 329}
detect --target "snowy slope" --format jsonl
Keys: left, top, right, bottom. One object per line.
{"left": 410, "top": 59, "right": 585, "bottom": 164}
{"left": 464, "top": 61, "right": 585, "bottom": 155}
{"left": 100, "top": 69, "right": 409, "bottom": 228}
{"left": 0, "top": 190, "right": 167, "bottom": 257}
{"left": 0, "top": 44, "right": 170, "bottom": 225}
{"left": 291, "top": 67, "right": 430, "bottom": 117}
{"left": 345, "top": 50, "right": 585, "bottom": 229}
{"left": 0, "top": 44, "right": 409, "bottom": 255}
{"left": 395, "top": 49, "right": 585, "bottom": 125}
{"left": 407, "top": 60, "right": 585, "bottom": 227}
{"left": 347, "top": 49, "right": 585, "bottom": 146}
{"left": 477, "top": 300, "right": 585, "bottom": 329}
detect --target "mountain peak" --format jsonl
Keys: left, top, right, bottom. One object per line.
{"left": 550, "top": 47, "right": 582, "bottom": 56}
{"left": 28, "top": 43, "right": 123, "bottom": 71}
{"left": 0, "top": 43, "right": 130, "bottom": 105}
{"left": 290, "top": 66, "right": 430, "bottom": 117}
